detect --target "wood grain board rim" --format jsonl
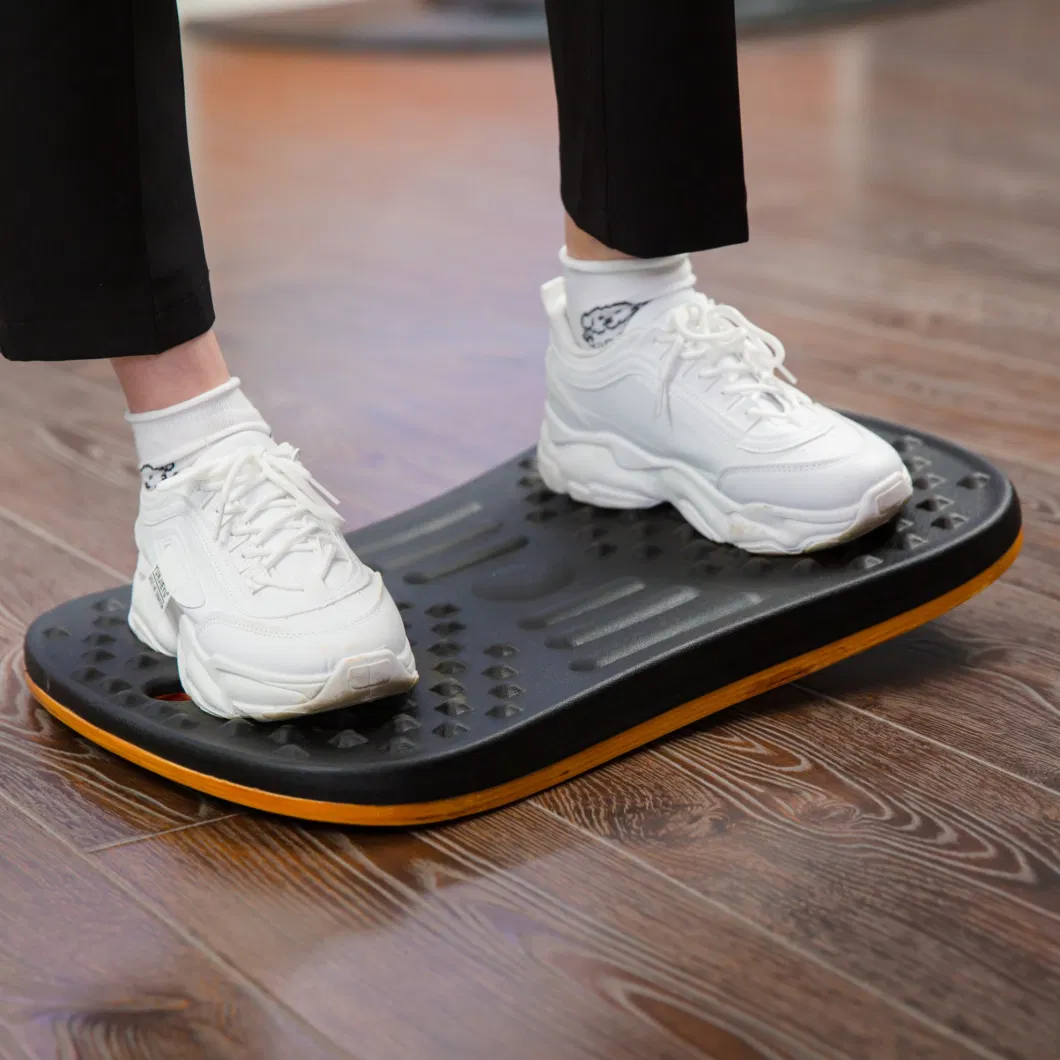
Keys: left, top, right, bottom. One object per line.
{"left": 25, "top": 530, "right": 1022, "bottom": 827}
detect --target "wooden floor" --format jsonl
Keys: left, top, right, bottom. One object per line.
{"left": 2, "top": 1, "right": 1059, "bottom": 1056}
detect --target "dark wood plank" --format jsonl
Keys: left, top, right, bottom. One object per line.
{"left": 0, "top": 1024, "right": 29, "bottom": 1060}
{"left": 0, "top": 512, "right": 233, "bottom": 850}
{"left": 97, "top": 808, "right": 985, "bottom": 1060}
{"left": 0, "top": 362, "right": 138, "bottom": 575}
{"left": 537, "top": 690, "right": 1060, "bottom": 1060}
{"left": 0, "top": 795, "right": 340, "bottom": 1060}
{"left": 803, "top": 580, "right": 1060, "bottom": 791}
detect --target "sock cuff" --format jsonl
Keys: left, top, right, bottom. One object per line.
{"left": 559, "top": 246, "right": 691, "bottom": 276}
{"left": 127, "top": 377, "right": 270, "bottom": 473}
{"left": 125, "top": 376, "right": 246, "bottom": 424}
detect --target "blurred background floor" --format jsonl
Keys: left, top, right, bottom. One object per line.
{"left": 1, "top": 0, "right": 1059, "bottom": 1057}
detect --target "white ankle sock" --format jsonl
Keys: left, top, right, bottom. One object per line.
{"left": 561, "top": 247, "right": 696, "bottom": 349}
{"left": 126, "top": 377, "right": 271, "bottom": 489}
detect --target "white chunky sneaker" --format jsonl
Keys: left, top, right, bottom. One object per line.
{"left": 537, "top": 278, "right": 913, "bottom": 554}
{"left": 128, "top": 433, "right": 417, "bottom": 721}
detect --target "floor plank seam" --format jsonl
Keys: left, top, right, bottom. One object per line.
{"left": 83, "top": 812, "right": 247, "bottom": 854}
{"left": 0, "top": 503, "right": 127, "bottom": 583}
{"left": 798, "top": 683, "right": 1060, "bottom": 802}
{"left": 528, "top": 802, "right": 1007, "bottom": 1060}
{"left": 0, "top": 788, "right": 353, "bottom": 1060}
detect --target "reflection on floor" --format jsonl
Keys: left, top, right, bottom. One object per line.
{"left": 1, "top": 1, "right": 1058, "bottom": 1056}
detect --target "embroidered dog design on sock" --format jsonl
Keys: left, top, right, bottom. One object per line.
{"left": 140, "top": 462, "right": 177, "bottom": 490}
{"left": 580, "top": 300, "right": 648, "bottom": 349}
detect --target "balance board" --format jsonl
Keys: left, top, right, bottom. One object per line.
{"left": 24, "top": 415, "right": 1022, "bottom": 826}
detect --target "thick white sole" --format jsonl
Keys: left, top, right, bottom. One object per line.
{"left": 128, "top": 560, "right": 418, "bottom": 723}
{"left": 536, "top": 407, "right": 912, "bottom": 555}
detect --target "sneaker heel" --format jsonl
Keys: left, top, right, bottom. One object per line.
{"left": 537, "top": 417, "right": 660, "bottom": 509}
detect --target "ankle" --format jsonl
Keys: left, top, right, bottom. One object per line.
{"left": 112, "top": 329, "right": 230, "bottom": 414}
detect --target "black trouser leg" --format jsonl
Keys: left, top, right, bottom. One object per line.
{"left": 544, "top": 0, "right": 748, "bottom": 258}
{"left": 0, "top": 0, "right": 213, "bottom": 363}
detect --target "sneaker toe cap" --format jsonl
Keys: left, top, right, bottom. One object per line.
{"left": 196, "top": 578, "right": 411, "bottom": 680}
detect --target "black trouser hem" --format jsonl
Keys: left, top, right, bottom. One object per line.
{"left": 0, "top": 273, "right": 215, "bottom": 363}
{"left": 565, "top": 197, "right": 750, "bottom": 259}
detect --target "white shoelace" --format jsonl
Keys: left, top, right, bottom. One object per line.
{"left": 655, "top": 295, "right": 810, "bottom": 424}
{"left": 182, "top": 443, "right": 345, "bottom": 592}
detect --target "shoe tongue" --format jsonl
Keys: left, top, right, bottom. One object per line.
{"left": 631, "top": 292, "right": 799, "bottom": 422}
{"left": 197, "top": 424, "right": 275, "bottom": 461}
{"left": 199, "top": 428, "right": 356, "bottom": 596}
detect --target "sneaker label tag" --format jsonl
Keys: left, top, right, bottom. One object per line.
{"left": 149, "top": 565, "right": 171, "bottom": 612}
